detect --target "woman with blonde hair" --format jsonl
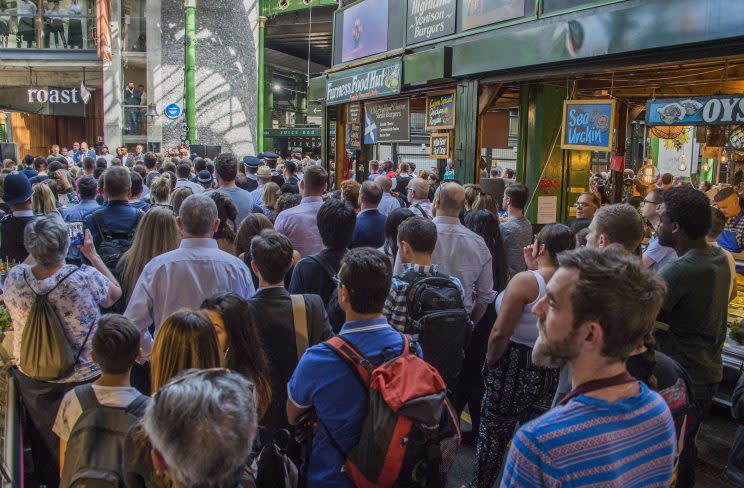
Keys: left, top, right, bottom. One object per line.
{"left": 125, "top": 310, "right": 221, "bottom": 488}
{"left": 169, "top": 186, "right": 193, "bottom": 215}
{"left": 148, "top": 176, "right": 171, "bottom": 208}
{"left": 115, "top": 206, "right": 181, "bottom": 310}
{"left": 32, "top": 183, "right": 59, "bottom": 215}
{"left": 261, "top": 181, "right": 281, "bottom": 221}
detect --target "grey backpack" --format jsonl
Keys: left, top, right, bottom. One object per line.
{"left": 60, "top": 384, "right": 149, "bottom": 488}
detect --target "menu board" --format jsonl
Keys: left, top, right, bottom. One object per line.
{"left": 407, "top": 0, "right": 456, "bottom": 44}
{"left": 426, "top": 90, "right": 456, "bottom": 130}
{"left": 348, "top": 122, "right": 361, "bottom": 148}
{"left": 348, "top": 102, "right": 361, "bottom": 123}
{"left": 430, "top": 133, "right": 450, "bottom": 159}
{"left": 561, "top": 99, "right": 616, "bottom": 151}
{"left": 364, "top": 98, "right": 410, "bottom": 144}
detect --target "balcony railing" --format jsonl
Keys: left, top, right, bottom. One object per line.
{"left": 123, "top": 104, "right": 147, "bottom": 137}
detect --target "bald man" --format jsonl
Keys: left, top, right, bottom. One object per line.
{"left": 407, "top": 177, "right": 432, "bottom": 218}
{"left": 374, "top": 175, "right": 402, "bottom": 217}
{"left": 393, "top": 182, "right": 496, "bottom": 322}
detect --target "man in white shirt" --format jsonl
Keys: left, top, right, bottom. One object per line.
{"left": 275, "top": 166, "right": 328, "bottom": 257}
{"left": 125, "top": 194, "right": 255, "bottom": 356}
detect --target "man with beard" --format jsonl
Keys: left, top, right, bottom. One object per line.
{"left": 500, "top": 246, "right": 675, "bottom": 487}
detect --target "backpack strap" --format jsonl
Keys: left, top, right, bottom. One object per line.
{"left": 291, "top": 295, "right": 308, "bottom": 361}
{"left": 324, "top": 336, "right": 374, "bottom": 386}
{"left": 307, "top": 255, "right": 336, "bottom": 284}
{"left": 127, "top": 210, "right": 144, "bottom": 240}
{"left": 74, "top": 384, "right": 100, "bottom": 411}
{"left": 23, "top": 266, "right": 78, "bottom": 297}
{"left": 413, "top": 202, "right": 430, "bottom": 219}
{"left": 125, "top": 394, "right": 149, "bottom": 415}
{"left": 92, "top": 211, "right": 113, "bottom": 240}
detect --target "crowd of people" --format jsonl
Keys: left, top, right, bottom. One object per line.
{"left": 0, "top": 141, "right": 741, "bottom": 488}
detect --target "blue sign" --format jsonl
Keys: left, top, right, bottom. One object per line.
{"left": 164, "top": 103, "right": 182, "bottom": 119}
{"left": 646, "top": 95, "right": 744, "bottom": 126}
{"left": 561, "top": 100, "right": 615, "bottom": 151}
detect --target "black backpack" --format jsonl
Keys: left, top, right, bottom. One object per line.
{"left": 308, "top": 255, "right": 345, "bottom": 334}
{"left": 60, "top": 384, "right": 149, "bottom": 488}
{"left": 92, "top": 211, "right": 143, "bottom": 271}
{"left": 400, "top": 270, "right": 472, "bottom": 392}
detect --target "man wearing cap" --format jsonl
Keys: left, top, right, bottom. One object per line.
{"left": 714, "top": 187, "right": 744, "bottom": 253}
{"left": 1, "top": 174, "right": 36, "bottom": 262}
{"left": 260, "top": 152, "right": 285, "bottom": 187}
{"left": 251, "top": 166, "right": 273, "bottom": 210}
{"left": 242, "top": 156, "right": 260, "bottom": 192}
{"left": 196, "top": 170, "right": 214, "bottom": 191}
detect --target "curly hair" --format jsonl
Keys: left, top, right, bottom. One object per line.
{"left": 662, "top": 186, "right": 712, "bottom": 240}
{"left": 341, "top": 179, "right": 361, "bottom": 210}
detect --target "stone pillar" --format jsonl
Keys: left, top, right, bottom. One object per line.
{"left": 157, "top": 0, "right": 259, "bottom": 155}
{"left": 102, "top": 0, "right": 123, "bottom": 149}
{"left": 146, "top": 0, "right": 163, "bottom": 150}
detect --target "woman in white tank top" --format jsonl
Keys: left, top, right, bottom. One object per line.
{"left": 469, "top": 224, "right": 576, "bottom": 488}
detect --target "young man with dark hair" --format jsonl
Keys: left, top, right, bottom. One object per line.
{"left": 288, "top": 248, "right": 416, "bottom": 487}
{"left": 82, "top": 157, "right": 96, "bottom": 176}
{"left": 501, "top": 183, "right": 532, "bottom": 280}
{"left": 714, "top": 186, "right": 744, "bottom": 253}
{"left": 275, "top": 165, "right": 328, "bottom": 257}
{"left": 175, "top": 162, "right": 203, "bottom": 194}
{"left": 84, "top": 167, "right": 143, "bottom": 256}
{"left": 54, "top": 314, "right": 146, "bottom": 472}
{"left": 289, "top": 199, "right": 356, "bottom": 331}
{"left": 655, "top": 186, "right": 731, "bottom": 486}
{"left": 502, "top": 246, "right": 675, "bottom": 487}
{"left": 128, "top": 173, "right": 151, "bottom": 212}
{"left": 207, "top": 153, "right": 254, "bottom": 226}
{"left": 247, "top": 229, "right": 331, "bottom": 430}
{"left": 281, "top": 160, "right": 300, "bottom": 194}
{"left": 63, "top": 175, "right": 101, "bottom": 264}
{"left": 144, "top": 152, "right": 160, "bottom": 187}
{"left": 586, "top": 203, "right": 644, "bottom": 255}
{"left": 660, "top": 172, "right": 674, "bottom": 190}
{"left": 351, "top": 181, "right": 386, "bottom": 249}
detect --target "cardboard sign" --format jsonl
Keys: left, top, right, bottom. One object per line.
{"left": 426, "top": 90, "right": 456, "bottom": 130}
{"left": 561, "top": 99, "right": 616, "bottom": 151}
{"left": 430, "top": 133, "right": 450, "bottom": 159}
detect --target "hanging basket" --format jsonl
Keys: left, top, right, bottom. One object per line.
{"left": 649, "top": 126, "right": 686, "bottom": 139}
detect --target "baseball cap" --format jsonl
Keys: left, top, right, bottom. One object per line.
{"left": 3, "top": 173, "right": 32, "bottom": 205}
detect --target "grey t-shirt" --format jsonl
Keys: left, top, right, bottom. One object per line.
{"left": 501, "top": 216, "right": 533, "bottom": 281}
{"left": 206, "top": 187, "right": 254, "bottom": 227}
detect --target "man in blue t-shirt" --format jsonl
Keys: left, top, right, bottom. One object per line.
{"left": 502, "top": 247, "right": 676, "bottom": 487}
{"left": 288, "top": 248, "right": 415, "bottom": 487}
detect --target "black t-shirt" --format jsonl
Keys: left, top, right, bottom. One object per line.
{"left": 288, "top": 248, "right": 346, "bottom": 303}
{"left": 0, "top": 215, "right": 36, "bottom": 263}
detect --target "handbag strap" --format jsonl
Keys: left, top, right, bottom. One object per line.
{"left": 291, "top": 295, "right": 308, "bottom": 361}
{"left": 559, "top": 371, "right": 637, "bottom": 406}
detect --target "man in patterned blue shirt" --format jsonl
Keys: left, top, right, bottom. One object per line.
{"left": 383, "top": 216, "right": 464, "bottom": 332}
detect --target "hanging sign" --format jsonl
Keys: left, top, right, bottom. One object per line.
{"left": 561, "top": 99, "right": 616, "bottom": 151}
{"left": 430, "top": 133, "right": 451, "bottom": 158}
{"left": 326, "top": 58, "right": 402, "bottom": 105}
{"left": 646, "top": 95, "right": 744, "bottom": 126}
{"left": 349, "top": 122, "right": 361, "bottom": 148}
{"left": 348, "top": 102, "right": 361, "bottom": 123}
{"left": 425, "top": 90, "right": 456, "bottom": 130}
{"left": 364, "top": 98, "right": 410, "bottom": 144}
{"left": 407, "top": 0, "right": 456, "bottom": 44}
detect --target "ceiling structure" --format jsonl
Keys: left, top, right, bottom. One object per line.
{"left": 265, "top": 6, "right": 335, "bottom": 73}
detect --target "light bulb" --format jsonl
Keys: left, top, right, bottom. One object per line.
{"left": 678, "top": 154, "right": 687, "bottom": 172}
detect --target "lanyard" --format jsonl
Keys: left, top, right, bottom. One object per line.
{"left": 559, "top": 371, "right": 636, "bottom": 406}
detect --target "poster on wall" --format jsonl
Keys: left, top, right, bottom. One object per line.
{"left": 430, "top": 133, "right": 451, "bottom": 158}
{"left": 341, "top": 0, "right": 390, "bottom": 63}
{"left": 407, "top": 0, "right": 456, "bottom": 44}
{"left": 653, "top": 127, "right": 697, "bottom": 178}
{"left": 561, "top": 99, "right": 616, "bottom": 151}
{"left": 364, "top": 98, "right": 410, "bottom": 144}
{"left": 458, "top": 0, "right": 525, "bottom": 31}
{"left": 426, "top": 90, "right": 456, "bottom": 130}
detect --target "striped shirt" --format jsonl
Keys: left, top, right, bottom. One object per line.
{"left": 501, "top": 382, "right": 676, "bottom": 488}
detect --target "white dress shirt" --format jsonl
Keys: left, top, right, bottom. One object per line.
{"left": 274, "top": 196, "right": 324, "bottom": 257}
{"left": 124, "top": 238, "right": 255, "bottom": 357}
{"left": 393, "top": 216, "right": 496, "bottom": 313}
{"left": 377, "top": 193, "right": 402, "bottom": 216}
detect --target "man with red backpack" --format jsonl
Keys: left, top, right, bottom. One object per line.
{"left": 287, "top": 248, "right": 459, "bottom": 487}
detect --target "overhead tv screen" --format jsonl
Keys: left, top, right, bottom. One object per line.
{"left": 340, "top": 0, "right": 390, "bottom": 63}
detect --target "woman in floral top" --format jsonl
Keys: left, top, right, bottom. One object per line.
{"left": 3, "top": 214, "right": 121, "bottom": 488}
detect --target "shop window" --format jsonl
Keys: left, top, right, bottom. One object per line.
{"left": 0, "top": 0, "right": 96, "bottom": 50}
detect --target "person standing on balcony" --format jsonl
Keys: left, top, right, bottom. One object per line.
{"left": 17, "top": 0, "right": 37, "bottom": 48}
{"left": 67, "top": 0, "right": 83, "bottom": 48}
{"left": 124, "top": 83, "right": 139, "bottom": 135}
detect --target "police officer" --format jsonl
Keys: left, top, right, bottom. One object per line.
{"left": 242, "top": 156, "right": 261, "bottom": 192}
{"left": 1, "top": 174, "right": 36, "bottom": 263}
{"left": 259, "top": 151, "right": 285, "bottom": 187}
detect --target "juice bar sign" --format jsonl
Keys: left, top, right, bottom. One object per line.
{"left": 647, "top": 95, "right": 744, "bottom": 126}
{"left": 326, "top": 59, "right": 402, "bottom": 105}
{"left": 561, "top": 99, "right": 616, "bottom": 152}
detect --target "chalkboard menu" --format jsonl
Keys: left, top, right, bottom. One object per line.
{"left": 426, "top": 90, "right": 456, "bottom": 130}
{"left": 407, "top": 0, "right": 456, "bottom": 44}
{"left": 560, "top": 99, "right": 616, "bottom": 152}
{"left": 364, "top": 98, "right": 410, "bottom": 144}
{"left": 430, "top": 133, "right": 450, "bottom": 159}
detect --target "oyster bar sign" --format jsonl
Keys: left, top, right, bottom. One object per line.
{"left": 326, "top": 59, "right": 402, "bottom": 105}
{"left": 647, "top": 95, "right": 744, "bottom": 126}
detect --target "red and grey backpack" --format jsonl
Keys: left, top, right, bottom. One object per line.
{"left": 323, "top": 334, "right": 461, "bottom": 488}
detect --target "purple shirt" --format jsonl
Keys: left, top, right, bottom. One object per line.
{"left": 274, "top": 196, "right": 324, "bottom": 257}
